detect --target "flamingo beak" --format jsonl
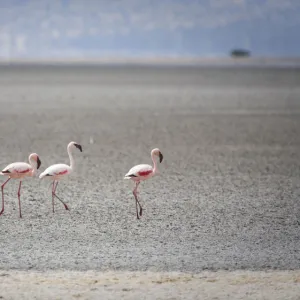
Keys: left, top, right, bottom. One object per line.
{"left": 75, "top": 143, "right": 83, "bottom": 152}
{"left": 37, "top": 157, "right": 41, "bottom": 169}
{"left": 159, "top": 152, "right": 163, "bottom": 163}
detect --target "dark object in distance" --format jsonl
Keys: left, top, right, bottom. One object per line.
{"left": 230, "top": 49, "right": 251, "bottom": 58}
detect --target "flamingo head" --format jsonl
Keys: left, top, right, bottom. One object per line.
{"left": 29, "top": 153, "right": 41, "bottom": 169}
{"left": 69, "top": 141, "right": 83, "bottom": 152}
{"left": 152, "top": 148, "right": 163, "bottom": 163}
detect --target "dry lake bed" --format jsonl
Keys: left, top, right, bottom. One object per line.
{"left": 0, "top": 63, "right": 299, "bottom": 298}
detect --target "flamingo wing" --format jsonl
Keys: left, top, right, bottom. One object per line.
{"left": 125, "top": 164, "right": 153, "bottom": 178}
{"left": 40, "top": 164, "right": 71, "bottom": 178}
{"left": 1, "top": 162, "right": 32, "bottom": 175}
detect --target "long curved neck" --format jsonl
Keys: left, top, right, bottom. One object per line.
{"left": 151, "top": 152, "right": 158, "bottom": 174}
{"left": 68, "top": 144, "right": 75, "bottom": 170}
{"left": 29, "top": 159, "right": 37, "bottom": 175}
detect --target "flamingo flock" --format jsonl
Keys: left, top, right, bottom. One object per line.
{"left": 0, "top": 142, "right": 163, "bottom": 219}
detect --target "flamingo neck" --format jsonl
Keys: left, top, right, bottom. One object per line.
{"left": 67, "top": 144, "right": 75, "bottom": 170}
{"left": 151, "top": 152, "right": 158, "bottom": 175}
{"left": 29, "top": 159, "right": 38, "bottom": 175}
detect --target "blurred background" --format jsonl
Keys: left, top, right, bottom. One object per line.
{"left": 0, "top": 0, "right": 299, "bottom": 62}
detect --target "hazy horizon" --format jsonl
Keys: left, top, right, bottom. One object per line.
{"left": 0, "top": 0, "right": 299, "bottom": 60}
{"left": 1, "top": 56, "right": 300, "bottom": 68}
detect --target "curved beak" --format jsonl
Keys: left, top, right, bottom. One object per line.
{"left": 159, "top": 152, "right": 163, "bottom": 163}
{"left": 37, "top": 157, "right": 41, "bottom": 169}
{"left": 75, "top": 143, "right": 83, "bottom": 152}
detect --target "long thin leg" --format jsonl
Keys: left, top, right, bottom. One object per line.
{"left": 134, "top": 193, "right": 139, "bottom": 219}
{"left": 137, "top": 197, "right": 143, "bottom": 216}
{"left": 18, "top": 181, "right": 22, "bottom": 218}
{"left": 52, "top": 181, "right": 55, "bottom": 213}
{"left": 0, "top": 178, "right": 11, "bottom": 216}
{"left": 133, "top": 182, "right": 143, "bottom": 218}
{"left": 133, "top": 182, "right": 139, "bottom": 219}
{"left": 53, "top": 182, "right": 69, "bottom": 211}
{"left": 135, "top": 182, "right": 143, "bottom": 216}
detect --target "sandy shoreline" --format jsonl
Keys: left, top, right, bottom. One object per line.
{"left": 0, "top": 270, "right": 300, "bottom": 299}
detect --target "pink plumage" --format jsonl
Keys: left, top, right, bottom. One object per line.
{"left": 39, "top": 141, "right": 82, "bottom": 212}
{"left": 0, "top": 153, "right": 41, "bottom": 218}
{"left": 124, "top": 148, "right": 163, "bottom": 219}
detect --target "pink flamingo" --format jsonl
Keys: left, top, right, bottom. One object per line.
{"left": 0, "top": 153, "right": 41, "bottom": 218}
{"left": 39, "top": 141, "right": 82, "bottom": 212}
{"left": 124, "top": 148, "right": 163, "bottom": 219}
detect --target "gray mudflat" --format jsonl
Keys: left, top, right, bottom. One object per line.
{"left": 0, "top": 64, "right": 300, "bottom": 272}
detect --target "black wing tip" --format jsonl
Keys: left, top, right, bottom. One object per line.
{"left": 1, "top": 170, "right": 10, "bottom": 174}
{"left": 128, "top": 174, "right": 138, "bottom": 177}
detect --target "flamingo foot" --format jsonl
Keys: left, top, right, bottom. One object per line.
{"left": 64, "top": 204, "right": 69, "bottom": 211}
{"left": 0, "top": 209, "right": 4, "bottom": 216}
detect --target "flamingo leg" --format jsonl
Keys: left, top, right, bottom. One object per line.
{"left": 52, "top": 181, "right": 55, "bottom": 213}
{"left": 17, "top": 181, "right": 22, "bottom": 218}
{"left": 133, "top": 182, "right": 142, "bottom": 218}
{"left": 134, "top": 194, "right": 139, "bottom": 219}
{"left": 0, "top": 178, "right": 11, "bottom": 216}
{"left": 53, "top": 181, "right": 69, "bottom": 211}
{"left": 133, "top": 182, "right": 139, "bottom": 219}
{"left": 136, "top": 183, "right": 143, "bottom": 216}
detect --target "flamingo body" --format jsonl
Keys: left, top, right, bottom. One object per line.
{"left": 124, "top": 164, "right": 153, "bottom": 181}
{"left": 0, "top": 153, "right": 41, "bottom": 218}
{"left": 39, "top": 164, "right": 72, "bottom": 180}
{"left": 1, "top": 162, "right": 35, "bottom": 178}
{"left": 124, "top": 148, "right": 163, "bottom": 219}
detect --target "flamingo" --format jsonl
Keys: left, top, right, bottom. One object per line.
{"left": 0, "top": 153, "right": 41, "bottom": 218}
{"left": 124, "top": 148, "right": 163, "bottom": 219}
{"left": 39, "top": 141, "right": 82, "bottom": 212}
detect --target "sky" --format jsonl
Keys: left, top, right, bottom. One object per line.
{"left": 0, "top": 0, "right": 299, "bottom": 59}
